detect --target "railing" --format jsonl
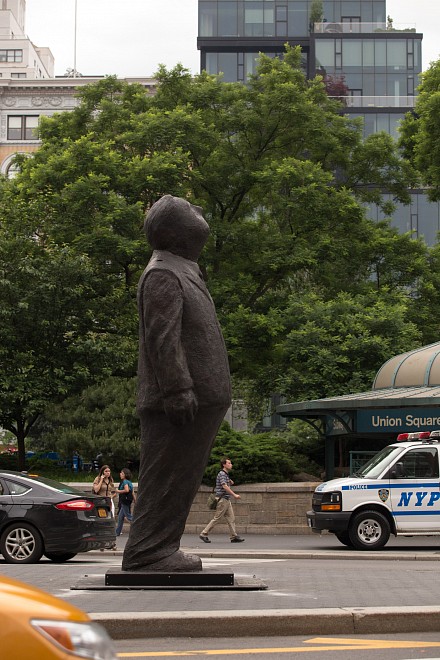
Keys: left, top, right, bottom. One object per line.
{"left": 329, "top": 95, "right": 416, "bottom": 108}
{"left": 349, "top": 451, "right": 377, "bottom": 475}
{"left": 314, "top": 22, "right": 416, "bottom": 34}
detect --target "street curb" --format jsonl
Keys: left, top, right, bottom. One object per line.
{"left": 89, "top": 549, "right": 440, "bottom": 562}
{"left": 91, "top": 606, "right": 440, "bottom": 639}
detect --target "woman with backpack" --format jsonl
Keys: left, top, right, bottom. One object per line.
{"left": 116, "top": 467, "right": 135, "bottom": 536}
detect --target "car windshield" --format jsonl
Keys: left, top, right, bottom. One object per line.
{"left": 3, "top": 472, "right": 87, "bottom": 495}
{"left": 356, "top": 445, "right": 403, "bottom": 479}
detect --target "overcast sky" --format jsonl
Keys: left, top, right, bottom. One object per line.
{"left": 25, "top": 0, "right": 440, "bottom": 79}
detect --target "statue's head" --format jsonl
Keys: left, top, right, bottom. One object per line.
{"left": 144, "top": 195, "right": 209, "bottom": 261}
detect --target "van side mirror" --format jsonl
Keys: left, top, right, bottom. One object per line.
{"left": 390, "top": 462, "right": 404, "bottom": 479}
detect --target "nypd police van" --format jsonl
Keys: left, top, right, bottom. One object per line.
{"left": 307, "top": 430, "right": 440, "bottom": 550}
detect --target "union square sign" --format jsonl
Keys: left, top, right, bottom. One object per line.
{"left": 356, "top": 408, "right": 440, "bottom": 433}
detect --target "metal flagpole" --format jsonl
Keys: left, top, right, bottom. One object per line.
{"left": 73, "top": 0, "right": 78, "bottom": 77}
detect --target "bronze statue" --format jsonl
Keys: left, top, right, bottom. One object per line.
{"left": 122, "top": 195, "right": 231, "bottom": 572}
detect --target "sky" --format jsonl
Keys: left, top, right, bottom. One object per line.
{"left": 25, "top": 0, "right": 440, "bottom": 79}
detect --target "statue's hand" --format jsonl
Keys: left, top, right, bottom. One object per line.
{"left": 164, "top": 390, "right": 198, "bottom": 426}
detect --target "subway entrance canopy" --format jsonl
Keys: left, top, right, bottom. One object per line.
{"left": 276, "top": 342, "right": 440, "bottom": 480}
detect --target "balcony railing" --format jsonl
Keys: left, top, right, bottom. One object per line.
{"left": 329, "top": 95, "right": 416, "bottom": 108}
{"left": 314, "top": 22, "right": 416, "bottom": 34}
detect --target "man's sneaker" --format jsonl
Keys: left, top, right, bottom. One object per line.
{"left": 230, "top": 536, "right": 245, "bottom": 543}
{"left": 199, "top": 534, "right": 211, "bottom": 544}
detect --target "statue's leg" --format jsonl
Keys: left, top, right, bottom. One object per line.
{"left": 122, "top": 405, "right": 227, "bottom": 572}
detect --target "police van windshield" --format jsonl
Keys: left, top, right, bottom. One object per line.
{"left": 356, "top": 445, "right": 402, "bottom": 479}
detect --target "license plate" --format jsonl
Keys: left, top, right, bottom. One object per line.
{"left": 97, "top": 508, "right": 107, "bottom": 518}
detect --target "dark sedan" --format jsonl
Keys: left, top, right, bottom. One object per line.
{"left": 0, "top": 471, "right": 116, "bottom": 563}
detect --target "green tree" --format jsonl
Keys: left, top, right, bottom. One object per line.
{"left": 0, "top": 205, "right": 120, "bottom": 469}
{"left": 400, "top": 59, "right": 440, "bottom": 200}
{"left": 309, "top": 0, "right": 324, "bottom": 30}
{"left": 273, "top": 289, "right": 421, "bottom": 402}
{"left": 29, "top": 377, "right": 140, "bottom": 471}
{"left": 1, "top": 50, "right": 422, "bottom": 463}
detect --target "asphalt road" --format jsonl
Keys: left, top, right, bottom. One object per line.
{"left": 111, "top": 633, "right": 440, "bottom": 660}
{"left": 2, "top": 533, "right": 440, "bottom": 638}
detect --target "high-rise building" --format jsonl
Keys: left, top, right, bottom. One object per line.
{"left": 0, "top": 0, "right": 54, "bottom": 79}
{"left": 0, "top": 1, "right": 155, "bottom": 177}
{"left": 197, "top": 0, "right": 440, "bottom": 242}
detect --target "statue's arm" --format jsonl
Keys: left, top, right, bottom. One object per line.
{"left": 142, "top": 269, "right": 198, "bottom": 426}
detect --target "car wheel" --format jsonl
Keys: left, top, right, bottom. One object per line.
{"left": 0, "top": 523, "right": 44, "bottom": 563}
{"left": 44, "top": 552, "right": 77, "bottom": 563}
{"left": 348, "top": 510, "right": 390, "bottom": 550}
{"left": 335, "top": 531, "right": 354, "bottom": 547}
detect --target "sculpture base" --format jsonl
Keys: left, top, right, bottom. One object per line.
{"left": 71, "top": 571, "right": 267, "bottom": 591}
{"left": 106, "top": 569, "right": 233, "bottom": 587}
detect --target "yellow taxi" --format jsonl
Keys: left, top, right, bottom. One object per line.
{"left": 1, "top": 575, "right": 117, "bottom": 659}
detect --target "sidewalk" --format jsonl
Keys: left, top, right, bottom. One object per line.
{"left": 82, "top": 533, "right": 440, "bottom": 638}
{"left": 96, "top": 529, "right": 440, "bottom": 561}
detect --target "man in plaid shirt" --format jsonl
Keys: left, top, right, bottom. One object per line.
{"left": 200, "top": 457, "right": 245, "bottom": 543}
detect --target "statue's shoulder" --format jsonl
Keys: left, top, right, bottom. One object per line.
{"left": 147, "top": 250, "right": 184, "bottom": 271}
{"left": 138, "top": 252, "right": 184, "bottom": 300}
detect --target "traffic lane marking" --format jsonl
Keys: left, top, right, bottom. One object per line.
{"left": 116, "top": 637, "right": 440, "bottom": 657}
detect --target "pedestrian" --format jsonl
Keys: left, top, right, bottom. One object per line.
{"left": 116, "top": 468, "right": 135, "bottom": 537}
{"left": 199, "top": 457, "right": 245, "bottom": 543}
{"left": 92, "top": 464, "right": 117, "bottom": 550}
{"left": 92, "top": 464, "right": 116, "bottom": 499}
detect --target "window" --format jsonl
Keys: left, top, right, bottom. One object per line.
{"left": 342, "top": 40, "right": 362, "bottom": 66}
{"left": 199, "top": 2, "right": 217, "bottom": 36}
{"left": 335, "top": 39, "right": 342, "bottom": 69}
{"left": 218, "top": 1, "right": 238, "bottom": 36}
{"left": 363, "top": 41, "right": 374, "bottom": 67}
{"left": 288, "top": 1, "right": 308, "bottom": 36}
{"left": 411, "top": 212, "right": 418, "bottom": 234}
{"left": 387, "top": 40, "right": 407, "bottom": 69}
{"left": 0, "top": 49, "right": 23, "bottom": 62}
{"left": 316, "top": 41, "right": 335, "bottom": 67}
{"left": 276, "top": 5, "right": 287, "bottom": 36}
{"left": 341, "top": 16, "right": 361, "bottom": 32}
{"left": 11, "top": 73, "right": 26, "bottom": 79}
{"left": 6, "top": 160, "right": 21, "bottom": 178}
{"left": 375, "top": 40, "right": 386, "bottom": 67}
{"left": 396, "top": 448, "right": 439, "bottom": 479}
{"left": 245, "top": 2, "right": 274, "bottom": 36}
{"left": 7, "top": 116, "right": 39, "bottom": 141}
{"left": 4, "top": 479, "right": 30, "bottom": 495}
{"left": 217, "top": 52, "right": 237, "bottom": 82}
{"left": 206, "top": 51, "right": 286, "bottom": 82}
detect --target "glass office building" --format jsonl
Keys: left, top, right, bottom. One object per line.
{"left": 197, "top": 0, "right": 440, "bottom": 244}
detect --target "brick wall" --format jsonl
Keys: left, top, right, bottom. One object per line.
{"left": 186, "top": 483, "right": 318, "bottom": 535}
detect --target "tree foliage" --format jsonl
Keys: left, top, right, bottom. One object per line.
{"left": 0, "top": 48, "right": 433, "bottom": 472}
{"left": 400, "top": 59, "right": 440, "bottom": 200}
{"left": 202, "top": 421, "right": 321, "bottom": 485}
{"left": 0, "top": 205, "right": 122, "bottom": 468}
{"left": 29, "top": 378, "right": 140, "bottom": 471}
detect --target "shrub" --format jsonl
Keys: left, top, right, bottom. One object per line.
{"left": 202, "top": 421, "right": 321, "bottom": 485}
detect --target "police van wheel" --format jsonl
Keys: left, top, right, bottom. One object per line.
{"left": 349, "top": 510, "right": 390, "bottom": 550}
{"left": 335, "top": 531, "right": 354, "bottom": 547}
